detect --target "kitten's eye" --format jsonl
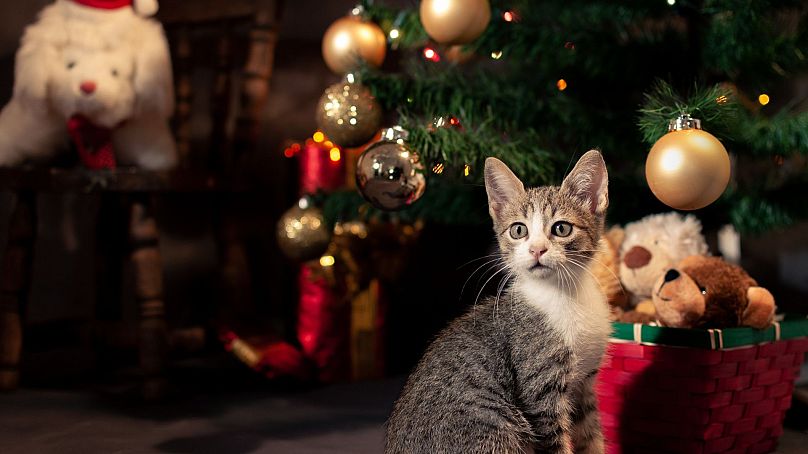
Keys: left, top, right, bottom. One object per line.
{"left": 699, "top": 286, "right": 707, "bottom": 295}
{"left": 509, "top": 223, "right": 528, "bottom": 239}
{"left": 111, "top": 69, "right": 119, "bottom": 77}
{"left": 551, "top": 221, "right": 573, "bottom": 237}
{"left": 66, "top": 61, "right": 76, "bottom": 70}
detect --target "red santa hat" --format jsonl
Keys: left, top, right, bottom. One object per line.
{"left": 71, "top": 0, "right": 159, "bottom": 17}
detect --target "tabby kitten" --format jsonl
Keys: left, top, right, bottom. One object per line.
{"left": 385, "top": 150, "right": 613, "bottom": 454}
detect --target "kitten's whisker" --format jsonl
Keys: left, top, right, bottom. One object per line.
{"left": 456, "top": 253, "right": 504, "bottom": 270}
{"left": 460, "top": 257, "right": 504, "bottom": 299}
{"left": 560, "top": 263, "right": 581, "bottom": 300}
{"left": 566, "top": 257, "right": 613, "bottom": 298}
{"left": 473, "top": 263, "right": 510, "bottom": 314}
{"left": 494, "top": 271, "right": 513, "bottom": 321}
{"left": 567, "top": 253, "right": 627, "bottom": 295}
{"left": 569, "top": 253, "right": 626, "bottom": 293}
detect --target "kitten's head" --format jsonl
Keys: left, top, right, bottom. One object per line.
{"left": 484, "top": 150, "right": 609, "bottom": 283}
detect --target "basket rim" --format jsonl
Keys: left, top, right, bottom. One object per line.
{"left": 610, "top": 314, "right": 808, "bottom": 350}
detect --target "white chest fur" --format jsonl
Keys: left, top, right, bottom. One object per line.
{"left": 517, "top": 272, "right": 612, "bottom": 378}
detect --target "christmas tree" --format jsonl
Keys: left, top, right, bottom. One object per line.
{"left": 313, "top": 0, "right": 808, "bottom": 234}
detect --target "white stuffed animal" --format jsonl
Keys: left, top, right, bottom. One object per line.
{"left": 0, "top": 0, "right": 176, "bottom": 170}
{"left": 618, "top": 212, "right": 710, "bottom": 313}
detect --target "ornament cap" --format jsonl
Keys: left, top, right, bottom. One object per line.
{"left": 349, "top": 4, "right": 364, "bottom": 17}
{"left": 669, "top": 114, "right": 702, "bottom": 132}
{"left": 380, "top": 126, "right": 409, "bottom": 143}
{"left": 344, "top": 73, "right": 360, "bottom": 84}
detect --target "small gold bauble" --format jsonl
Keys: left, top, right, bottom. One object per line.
{"left": 419, "top": 0, "right": 491, "bottom": 45}
{"left": 356, "top": 127, "right": 426, "bottom": 211}
{"left": 316, "top": 76, "right": 382, "bottom": 148}
{"left": 444, "top": 44, "right": 474, "bottom": 64}
{"left": 322, "top": 16, "right": 386, "bottom": 74}
{"left": 646, "top": 124, "right": 731, "bottom": 211}
{"left": 277, "top": 201, "right": 331, "bottom": 262}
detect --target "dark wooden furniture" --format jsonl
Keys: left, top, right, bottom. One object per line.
{"left": 0, "top": 0, "right": 282, "bottom": 398}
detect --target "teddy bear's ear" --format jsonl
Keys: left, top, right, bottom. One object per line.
{"left": 743, "top": 286, "right": 775, "bottom": 329}
{"left": 13, "top": 40, "right": 59, "bottom": 111}
{"left": 132, "top": 21, "right": 174, "bottom": 116}
{"left": 605, "top": 226, "right": 625, "bottom": 249}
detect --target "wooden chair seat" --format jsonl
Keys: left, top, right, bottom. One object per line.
{"left": 0, "top": 167, "right": 225, "bottom": 193}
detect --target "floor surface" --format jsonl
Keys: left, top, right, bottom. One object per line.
{"left": 0, "top": 378, "right": 807, "bottom": 453}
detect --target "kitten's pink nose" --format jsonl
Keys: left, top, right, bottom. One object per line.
{"left": 529, "top": 246, "right": 548, "bottom": 259}
{"left": 79, "top": 81, "right": 96, "bottom": 95}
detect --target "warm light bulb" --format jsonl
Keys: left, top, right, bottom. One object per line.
{"left": 319, "top": 255, "right": 335, "bottom": 267}
{"left": 464, "top": 164, "right": 471, "bottom": 176}
{"left": 329, "top": 147, "right": 341, "bottom": 162}
{"left": 313, "top": 131, "right": 325, "bottom": 142}
{"left": 389, "top": 29, "right": 400, "bottom": 39}
{"left": 423, "top": 47, "right": 440, "bottom": 62}
{"left": 503, "top": 11, "right": 514, "bottom": 22}
{"left": 667, "top": 0, "right": 675, "bottom": 5}
{"left": 491, "top": 50, "right": 503, "bottom": 59}
{"left": 758, "top": 94, "right": 770, "bottom": 106}
{"left": 432, "top": 163, "right": 444, "bottom": 174}
{"left": 557, "top": 79, "right": 568, "bottom": 91}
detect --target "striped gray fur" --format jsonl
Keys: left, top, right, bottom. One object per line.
{"left": 386, "top": 151, "right": 611, "bottom": 454}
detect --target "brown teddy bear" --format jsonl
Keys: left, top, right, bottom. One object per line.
{"left": 651, "top": 255, "right": 775, "bottom": 329}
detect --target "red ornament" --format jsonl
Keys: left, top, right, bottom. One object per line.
{"left": 219, "top": 330, "right": 313, "bottom": 380}
{"left": 297, "top": 263, "right": 350, "bottom": 382}
{"left": 298, "top": 140, "right": 345, "bottom": 194}
{"left": 67, "top": 115, "right": 117, "bottom": 170}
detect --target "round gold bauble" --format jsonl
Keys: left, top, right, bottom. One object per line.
{"left": 419, "top": 0, "right": 491, "bottom": 45}
{"left": 316, "top": 77, "right": 382, "bottom": 148}
{"left": 276, "top": 202, "right": 331, "bottom": 262}
{"left": 322, "top": 16, "right": 386, "bottom": 74}
{"left": 645, "top": 129, "right": 731, "bottom": 210}
{"left": 356, "top": 127, "right": 426, "bottom": 211}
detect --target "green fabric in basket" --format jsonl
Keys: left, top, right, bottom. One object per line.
{"left": 610, "top": 314, "right": 808, "bottom": 350}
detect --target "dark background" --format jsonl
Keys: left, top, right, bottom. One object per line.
{"left": 0, "top": 0, "right": 805, "bottom": 389}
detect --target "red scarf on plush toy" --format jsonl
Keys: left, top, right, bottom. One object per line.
{"left": 67, "top": 115, "right": 117, "bottom": 169}
{"left": 70, "top": 0, "right": 158, "bottom": 16}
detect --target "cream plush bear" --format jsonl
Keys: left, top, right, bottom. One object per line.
{"left": 618, "top": 212, "right": 709, "bottom": 317}
{"left": 0, "top": 0, "right": 176, "bottom": 170}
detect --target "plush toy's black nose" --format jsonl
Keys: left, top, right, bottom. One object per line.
{"left": 664, "top": 269, "right": 680, "bottom": 282}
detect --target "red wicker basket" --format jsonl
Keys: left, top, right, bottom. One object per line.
{"left": 596, "top": 317, "right": 808, "bottom": 454}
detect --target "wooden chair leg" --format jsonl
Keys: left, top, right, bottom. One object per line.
{"left": 0, "top": 192, "right": 36, "bottom": 391}
{"left": 128, "top": 197, "right": 168, "bottom": 399}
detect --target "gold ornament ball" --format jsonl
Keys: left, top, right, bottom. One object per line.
{"left": 356, "top": 127, "right": 426, "bottom": 211}
{"left": 322, "top": 16, "right": 386, "bottom": 74}
{"left": 420, "top": 0, "right": 491, "bottom": 45}
{"left": 276, "top": 203, "right": 331, "bottom": 262}
{"left": 646, "top": 129, "right": 731, "bottom": 210}
{"left": 316, "top": 78, "right": 382, "bottom": 148}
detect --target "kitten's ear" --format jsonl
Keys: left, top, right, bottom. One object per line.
{"left": 561, "top": 150, "right": 609, "bottom": 215}
{"left": 484, "top": 157, "right": 525, "bottom": 220}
